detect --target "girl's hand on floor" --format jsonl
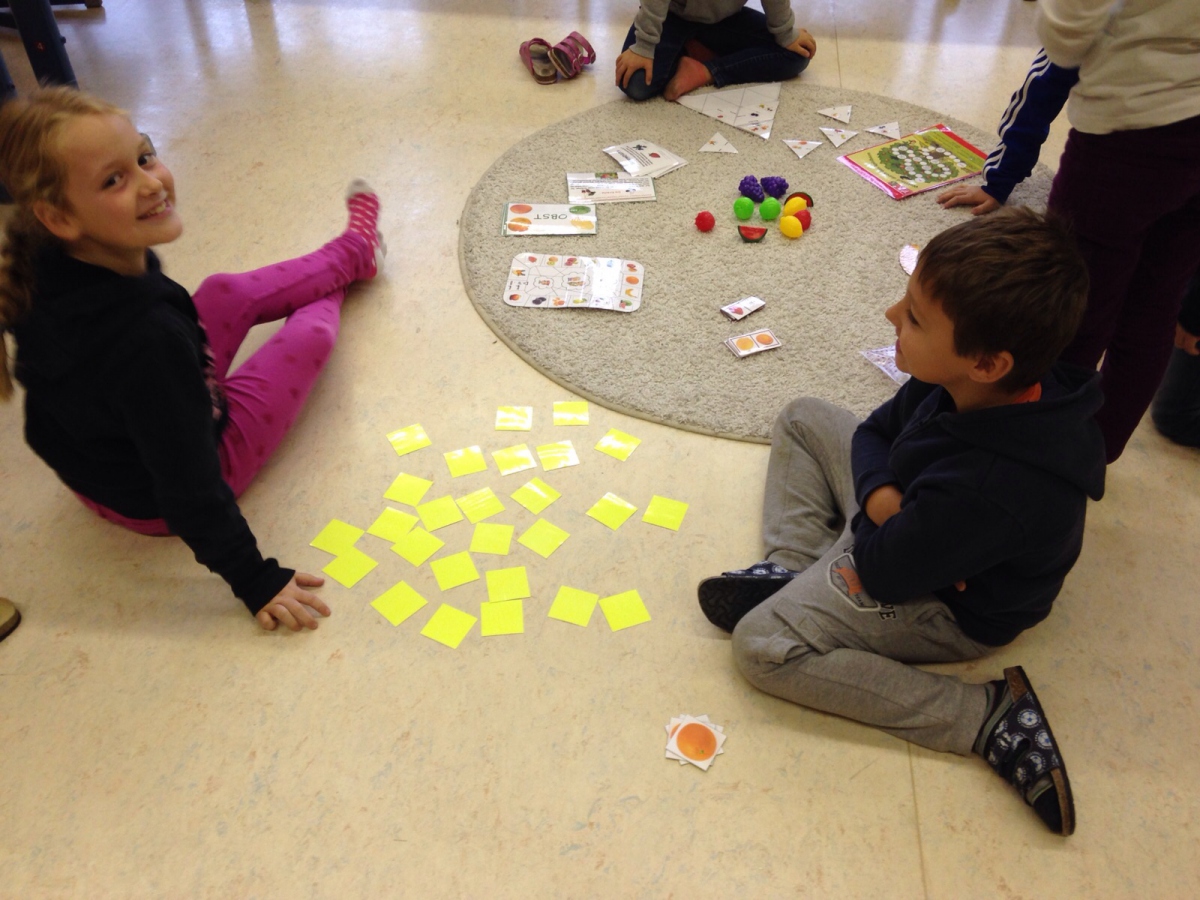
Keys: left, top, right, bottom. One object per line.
{"left": 937, "top": 185, "right": 1000, "bottom": 216}
{"left": 786, "top": 29, "right": 817, "bottom": 59}
{"left": 615, "top": 48, "right": 653, "bottom": 88}
{"left": 256, "top": 573, "right": 331, "bottom": 631}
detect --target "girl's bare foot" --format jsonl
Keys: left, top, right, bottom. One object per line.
{"left": 664, "top": 56, "right": 714, "bottom": 101}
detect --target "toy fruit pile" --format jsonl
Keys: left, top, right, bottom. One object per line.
{"left": 695, "top": 176, "right": 813, "bottom": 242}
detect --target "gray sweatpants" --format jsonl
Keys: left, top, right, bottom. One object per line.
{"left": 732, "top": 397, "right": 992, "bottom": 755}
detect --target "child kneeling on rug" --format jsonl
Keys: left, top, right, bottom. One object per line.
{"left": 616, "top": 1, "right": 816, "bottom": 102}
{"left": 698, "top": 208, "right": 1105, "bottom": 835}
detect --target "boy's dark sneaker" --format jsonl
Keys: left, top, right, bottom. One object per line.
{"left": 975, "top": 666, "right": 1075, "bottom": 836}
{"left": 697, "top": 561, "right": 798, "bottom": 632}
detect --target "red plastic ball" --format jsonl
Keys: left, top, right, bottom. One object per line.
{"left": 695, "top": 210, "right": 716, "bottom": 232}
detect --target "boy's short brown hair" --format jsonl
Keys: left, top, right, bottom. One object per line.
{"left": 916, "top": 206, "right": 1088, "bottom": 390}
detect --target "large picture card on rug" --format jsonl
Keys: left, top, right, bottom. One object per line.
{"left": 503, "top": 202, "right": 597, "bottom": 235}
{"left": 602, "top": 140, "right": 687, "bottom": 179}
{"left": 838, "top": 124, "right": 986, "bottom": 199}
{"left": 504, "top": 254, "right": 644, "bottom": 312}
{"left": 566, "top": 172, "right": 656, "bottom": 203}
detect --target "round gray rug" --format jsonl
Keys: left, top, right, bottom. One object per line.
{"left": 458, "top": 82, "right": 1054, "bottom": 442}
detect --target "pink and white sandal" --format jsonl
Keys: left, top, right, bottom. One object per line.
{"left": 519, "top": 38, "right": 558, "bottom": 85}
{"left": 549, "top": 31, "right": 596, "bottom": 79}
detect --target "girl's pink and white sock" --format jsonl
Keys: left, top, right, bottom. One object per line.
{"left": 344, "top": 178, "right": 385, "bottom": 277}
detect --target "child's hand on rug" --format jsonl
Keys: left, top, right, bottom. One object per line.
{"left": 616, "top": 48, "right": 653, "bottom": 88}
{"left": 937, "top": 184, "right": 1000, "bottom": 216}
{"left": 786, "top": 29, "right": 817, "bottom": 59}
{"left": 255, "top": 573, "right": 331, "bottom": 631}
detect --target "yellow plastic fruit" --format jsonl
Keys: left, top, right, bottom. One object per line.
{"left": 779, "top": 215, "right": 804, "bottom": 239}
{"left": 782, "top": 196, "right": 808, "bottom": 217}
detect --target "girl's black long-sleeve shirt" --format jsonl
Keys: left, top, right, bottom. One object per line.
{"left": 13, "top": 244, "right": 292, "bottom": 614}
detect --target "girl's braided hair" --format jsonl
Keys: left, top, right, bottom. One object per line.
{"left": 0, "top": 87, "right": 124, "bottom": 398}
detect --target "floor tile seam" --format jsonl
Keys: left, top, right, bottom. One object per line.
{"left": 909, "top": 744, "right": 932, "bottom": 900}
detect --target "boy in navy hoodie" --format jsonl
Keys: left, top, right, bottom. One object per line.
{"left": 699, "top": 208, "right": 1105, "bottom": 836}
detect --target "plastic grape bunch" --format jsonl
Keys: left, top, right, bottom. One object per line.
{"left": 738, "top": 175, "right": 765, "bottom": 203}
{"left": 760, "top": 176, "right": 789, "bottom": 199}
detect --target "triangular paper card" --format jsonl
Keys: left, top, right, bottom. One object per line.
{"left": 820, "top": 126, "right": 857, "bottom": 148}
{"left": 699, "top": 132, "right": 738, "bottom": 153}
{"left": 867, "top": 122, "right": 902, "bottom": 140}
{"left": 782, "top": 139, "right": 822, "bottom": 159}
{"left": 818, "top": 105, "right": 852, "bottom": 124}
{"left": 677, "top": 82, "right": 781, "bottom": 140}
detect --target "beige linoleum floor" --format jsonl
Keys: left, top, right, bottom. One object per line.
{"left": 2, "top": 2, "right": 1199, "bottom": 897}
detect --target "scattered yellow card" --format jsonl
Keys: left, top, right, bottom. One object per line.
{"left": 430, "top": 551, "right": 480, "bottom": 591}
{"left": 537, "top": 440, "right": 580, "bottom": 471}
{"left": 370, "top": 581, "right": 427, "bottom": 626}
{"left": 495, "top": 406, "right": 534, "bottom": 431}
{"left": 322, "top": 547, "right": 378, "bottom": 588}
{"left": 417, "top": 495, "right": 464, "bottom": 531}
{"left": 366, "top": 507, "right": 419, "bottom": 542}
{"left": 444, "top": 445, "right": 488, "bottom": 478}
{"left": 391, "top": 527, "right": 445, "bottom": 566}
{"left": 384, "top": 472, "right": 434, "bottom": 506}
{"left": 480, "top": 599, "right": 524, "bottom": 636}
{"left": 421, "top": 603, "right": 477, "bottom": 649}
{"left": 387, "top": 423, "right": 432, "bottom": 457}
{"left": 553, "top": 401, "right": 590, "bottom": 426}
{"left": 456, "top": 486, "right": 505, "bottom": 524}
{"left": 595, "top": 429, "right": 641, "bottom": 461}
{"left": 492, "top": 443, "right": 538, "bottom": 476}
{"left": 599, "top": 589, "right": 651, "bottom": 631}
{"left": 510, "top": 477, "right": 561, "bottom": 514}
{"left": 310, "top": 519, "right": 364, "bottom": 554}
{"left": 547, "top": 586, "right": 599, "bottom": 627}
{"left": 643, "top": 495, "right": 690, "bottom": 531}
{"left": 470, "top": 522, "right": 514, "bottom": 555}
{"left": 486, "top": 566, "right": 530, "bottom": 603}
{"left": 518, "top": 518, "right": 570, "bottom": 558}
{"left": 586, "top": 492, "right": 638, "bottom": 530}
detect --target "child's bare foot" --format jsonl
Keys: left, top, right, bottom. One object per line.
{"left": 664, "top": 56, "right": 713, "bottom": 101}
{"left": 682, "top": 39, "right": 717, "bottom": 64}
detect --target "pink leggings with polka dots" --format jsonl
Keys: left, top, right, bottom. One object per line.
{"left": 78, "top": 232, "right": 372, "bottom": 534}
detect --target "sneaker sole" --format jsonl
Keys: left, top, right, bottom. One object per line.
{"left": 1005, "top": 665, "right": 1075, "bottom": 836}
{"left": 697, "top": 576, "right": 791, "bottom": 633}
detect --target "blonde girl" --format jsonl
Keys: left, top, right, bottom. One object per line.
{"left": 0, "top": 87, "right": 384, "bottom": 631}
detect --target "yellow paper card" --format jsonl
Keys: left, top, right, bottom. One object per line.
{"left": 495, "top": 406, "right": 533, "bottom": 431}
{"left": 518, "top": 518, "right": 570, "bottom": 558}
{"left": 643, "top": 495, "right": 689, "bottom": 531}
{"left": 553, "top": 401, "right": 590, "bottom": 426}
{"left": 444, "top": 445, "right": 488, "bottom": 478}
{"left": 387, "top": 423, "right": 432, "bottom": 457}
{"left": 486, "top": 566, "right": 530, "bottom": 603}
{"left": 370, "top": 581, "right": 427, "bottom": 626}
{"left": 430, "top": 551, "right": 480, "bottom": 591}
{"left": 547, "top": 586, "right": 599, "bottom": 627}
{"left": 470, "top": 522, "right": 514, "bottom": 555}
{"left": 536, "top": 440, "right": 580, "bottom": 471}
{"left": 420, "top": 603, "right": 477, "bottom": 649}
{"left": 586, "top": 492, "right": 638, "bottom": 530}
{"left": 417, "top": 495, "right": 464, "bottom": 531}
{"left": 595, "top": 429, "right": 642, "bottom": 461}
{"left": 456, "top": 487, "right": 505, "bottom": 524}
{"left": 366, "top": 507, "right": 419, "bottom": 542}
{"left": 391, "top": 527, "right": 444, "bottom": 566}
{"left": 599, "top": 589, "right": 651, "bottom": 631}
{"left": 310, "top": 519, "right": 364, "bottom": 554}
{"left": 322, "top": 547, "right": 378, "bottom": 588}
{"left": 492, "top": 444, "right": 538, "bottom": 476}
{"left": 510, "top": 477, "right": 561, "bottom": 514}
{"left": 480, "top": 599, "right": 525, "bottom": 636}
{"left": 384, "top": 472, "right": 433, "bottom": 506}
